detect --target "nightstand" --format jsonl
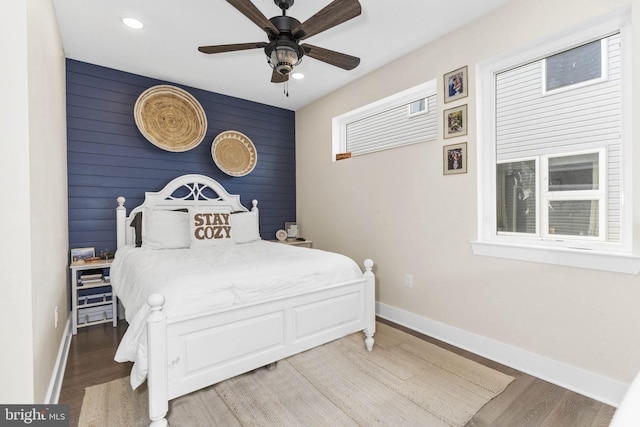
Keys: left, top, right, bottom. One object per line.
{"left": 70, "top": 259, "right": 117, "bottom": 334}
{"left": 270, "top": 239, "right": 313, "bottom": 248}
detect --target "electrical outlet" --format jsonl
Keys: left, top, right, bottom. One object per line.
{"left": 55, "top": 306, "right": 59, "bottom": 328}
{"left": 405, "top": 274, "right": 413, "bottom": 288}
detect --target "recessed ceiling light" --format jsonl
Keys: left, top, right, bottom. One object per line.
{"left": 122, "top": 17, "right": 144, "bottom": 30}
{"left": 291, "top": 72, "right": 305, "bottom": 80}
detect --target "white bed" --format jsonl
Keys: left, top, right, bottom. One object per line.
{"left": 112, "top": 174, "right": 376, "bottom": 427}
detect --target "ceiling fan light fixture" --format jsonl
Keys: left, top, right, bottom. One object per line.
{"left": 266, "top": 40, "right": 303, "bottom": 75}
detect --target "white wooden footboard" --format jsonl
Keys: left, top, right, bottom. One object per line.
{"left": 146, "top": 260, "right": 375, "bottom": 427}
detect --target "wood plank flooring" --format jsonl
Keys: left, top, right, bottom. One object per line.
{"left": 384, "top": 320, "right": 616, "bottom": 427}
{"left": 59, "top": 322, "right": 132, "bottom": 427}
{"left": 58, "top": 319, "right": 616, "bottom": 427}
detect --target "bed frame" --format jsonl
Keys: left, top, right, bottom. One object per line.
{"left": 115, "top": 174, "right": 376, "bottom": 427}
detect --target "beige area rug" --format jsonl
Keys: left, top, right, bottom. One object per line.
{"left": 79, "top": 322, "right": 514, "bottom": 427}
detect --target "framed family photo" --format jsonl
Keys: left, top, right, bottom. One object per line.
{"left": 443, "top": 142, "right": 467, "bottom": 175}
{"left": 285, "top": 222, "right": 299, "bottom": 238}
{"left": 444, "top": 104, "right": 468, "bottom": 139}
{"left": 70, "top": 247, "right": 95, "bottom": 263}
{"left": 444, "top": 66, "right": 468, "bottom": 103}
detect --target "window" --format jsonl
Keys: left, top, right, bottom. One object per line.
{"left": 496, "top": 158, "right": 537, "bottom": 235}
{"left": 473, "top": 9, "right": 640, "bottom": 274}
{"left": 495, "top": 32, "right": 617, "bottom": 244}
{"left": 544, "top": 151, "right": 604, "bottom": 239}
{"left": 332, "top": 81, "right": 437, "bottom": 159}
{"left": 496, "top": 150, "right": 605, "bottom": 239}
{"left": 543, "top": 39, "right": 607, "bottom": 93}
{"left": 408, "top": 99, "right": 427, "bottom": 116}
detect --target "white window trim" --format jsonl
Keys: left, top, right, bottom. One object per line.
{"left": 472, "top": 6, "right": 640, "bottom": 274}
{"left": 331, "top": 80, "right": 437, "bottom": 161}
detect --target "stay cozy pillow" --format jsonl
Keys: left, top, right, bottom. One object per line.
{"left": 188, "top": 206, "right": 233, "bottom": 248}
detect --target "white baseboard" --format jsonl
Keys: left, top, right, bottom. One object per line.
{"left": 45, "top": 317, "right": 71, "bottom": 404}
{"left": 376, "top": 302, "right": 627, "bottom": 407}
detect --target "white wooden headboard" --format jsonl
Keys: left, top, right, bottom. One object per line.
{"left": 116, "top": 174, "right": 258, "bottom": 248}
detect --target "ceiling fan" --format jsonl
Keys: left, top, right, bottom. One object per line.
{"left": 198, "top": 0, "right": 362, "bottom": 84}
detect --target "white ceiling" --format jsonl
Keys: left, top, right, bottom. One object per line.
{"left": 53, "top": 0, "right": 512, "bottom": 110}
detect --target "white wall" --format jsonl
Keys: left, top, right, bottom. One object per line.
{"left": 296, "top": 0, "right": 640, "bottom": 404}
{"left": 27, "top": 0, "right": 69, "bottom": 403}
{"left": 0, "top": 0, "right": 68, "bottom": 403}
{"left": 0, "top": 0, "right": 35, "bottom": 403}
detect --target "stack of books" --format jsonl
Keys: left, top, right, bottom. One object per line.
{"left": 78, "top": 272, "right": 104, "bottom": 286}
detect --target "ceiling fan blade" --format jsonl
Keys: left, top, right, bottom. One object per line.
{"left": 198, "top": 42, "right": 267, "bottom": 54}
{"left": 301, "top": 44, "right": 360, "bottom": 70}
{"left": 293, "top": 0, "right": 361, "bottom": 40}
{"left": 226, "top": 0, "right": 279, "bottom": 37}
{"left": 271, "top": 69, "right": 289, "bottom": 83}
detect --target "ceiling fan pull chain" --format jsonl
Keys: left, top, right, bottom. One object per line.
{"left": 284, "top": 81, "right": 289, "bottom": 97}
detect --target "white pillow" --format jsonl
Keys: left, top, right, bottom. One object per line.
{"left": 142, "top": 208, "right": 190, "bottom": 249}
{"left": 230, "top": 211, "right": 261, "bottom": 244}
{"left": 188, "top": 206, "right": 234, "bottom": 248}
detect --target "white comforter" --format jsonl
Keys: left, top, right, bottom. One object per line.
{"left": 111, "top": 240, "right": 363, "bottom": 389}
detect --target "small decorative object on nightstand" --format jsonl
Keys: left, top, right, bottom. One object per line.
{"left": 69, "top": 258, "right": 117, "bottom": 335}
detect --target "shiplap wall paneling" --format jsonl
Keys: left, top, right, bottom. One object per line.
{"left": 66, "top": 59, "right": 296, "bottom": 253}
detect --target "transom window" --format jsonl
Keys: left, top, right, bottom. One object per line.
{"left": 543, "top": 39, "right": 607, "bottom": 93}
{"left": 332, "top": 80, "right": 437, "bottom": 159}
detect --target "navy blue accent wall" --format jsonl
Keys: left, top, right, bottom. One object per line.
{"left": 66, "top": 59, "right": 296, "bottom": 252}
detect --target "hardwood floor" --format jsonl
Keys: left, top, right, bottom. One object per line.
{"left": 381, "top": 319, "right": 616, "bottom": 427}
{"left": 59, "top": 319, "right": 616, "bottom": 427}
{"left": 59, "top": 322, "right": 131, "bottom": 427}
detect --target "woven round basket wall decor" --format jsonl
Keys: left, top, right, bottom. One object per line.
{"left": 134, "top": 85, "right": 207, "bottom": 152}
{"left": 211, "top": 130, "right": 257, "bottom": 177}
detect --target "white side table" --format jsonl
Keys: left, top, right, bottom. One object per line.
{"left": 70, "top": 259, "right": 117, "bottom": 334}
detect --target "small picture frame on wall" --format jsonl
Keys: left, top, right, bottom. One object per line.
{"left": 443, "top": 66, "right": 468, "bottom": 103}
{"left": 444, "top": 104, "right": 468, "bottom": 139}
{"left": 71, "top": 247, "right": 95, "bottom": 263}
{"left": 285, "top": 222, "right": 299, "bottom": 239}
{"left": 443, "top": 142, "right": 468, "bottom": 175}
